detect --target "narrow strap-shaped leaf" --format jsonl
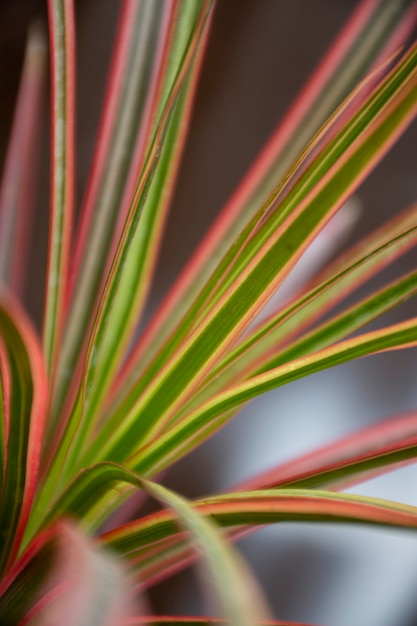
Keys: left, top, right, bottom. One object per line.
{"left": 39, "top": 1, "right": 215, "bottom": 491}
{"left": 0, "top": 293, "right": 47, "bottom": 576}
{"left": 43, "top": 0, "right": 75, "bottom": 375}
{"left": 50, "top": 0, "right": 213, "bottom": 438}
{"left": 102, "top": 489, "right": 417, "bottom": 562}
{"left": 111, "top": 45, "right": 408, "bottom": 418}
{"left": 256, "top": 270, "right": 417, "bottom": 375}
{"left": 237, "top": 410, "right": 417, "bottom": 493}
{"left": 76, "top": 0, "right": 214, "bottom": 430}
{"left": 208, "top": 203, "right": 417, "bottom": 381}
{"left": 128, "top": 410, "right": 417, "bottom": 587}
{"left": 29, "top": 470, "right": 270, "bottom": 626}
{"left": 0, "top": 23, "right": 46, "bottom": 296}
{"left": 0, "top": 522, "right": 137, "bottom": 626}
{"left": 25, "top": 463, "right": 141, "bottom": 540}
{"left": 173, "top": 220, "right": 417, "bottom": 414}
{"left": 129, "top": 316, "right": 417, "bottom": 476}
{"left": 0, "top": 524, "right": 56, "bottom": 624}
{"left": 49, "top": 0, "right": 169, "bottom": 430}
{"left": 116, "top": 0, "right": 417, "bottom": 392}
{"left": 141, "top": 480, "right": 270, "bottom": 626}
{"left": 0, "top": 337, "right": 11, "bottom": 495}
{"left": 123, "top": 619, "right": 316, "bottom": 626}
{"left": 85, "top": 46, "right": 417, "bottom": 468}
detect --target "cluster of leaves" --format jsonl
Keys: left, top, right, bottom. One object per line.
{"left": 0, "top": 0, "right": 417, "bottom": 623}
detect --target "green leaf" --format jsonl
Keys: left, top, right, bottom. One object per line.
{"left": 29, "top": 470, "right": 271, "bottom": 626}
{"left": 125, "top": 615, "right": 313, "bottom": 626}
{"left": 0, "top": 293, "right": 47, "bottom": 576}
{"left": 0, "top": 338, "right": 11, "bottom": 504}
{"left": 84, "top": 43, "right": 417, "bottom": 469}
{"left": 142, "top": 480, "right": 270, "bottom": 626}
{"left": 176, "top": 213, "right": 417, "bottom": 413}
{"left": 49, "top": 0, "right": 167, "bottom": 430}
{"left": 132, "top": 316, "right": 417, "bottom": 476}
{"left": 38, "top": 0, "right": 215, "bottom": 500}
{"left": 42, "top": 0, "right": 75, "bottom": 375}
{"left": 0, "top": 522, "right": 137, "bottom": 625}
{"left": 101, "top": 488, "right": 417, "bottom": 589}
{"left": 117, "top": 0, "right": 416, "bottom": 391}
{"left": 235, "top": 410, "right": 417, "bottom": 493}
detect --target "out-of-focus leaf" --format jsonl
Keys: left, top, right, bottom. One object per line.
{"left": 101, "top": 488, "right": 417, "bottom": 591}
{"left": 43, "top": 0, "right": 75, "bottom": 375}
{"left": 0, "top": 23, "right": 46, "bottom": 296}
{"left": 0, "top": 293, "right": 47, "bottom": 575}
{"left": 0, "top": 522, "right": 140, "bottom": 626}
{"left": 123, "top": 618, "right": 317, "bottom": 626}
{"left": 0, "top": 524, "right": 56, "bottom": 625}
{"left": 0, "top": 337, "right": 11, "bottom": 495}
{"left": 142, "top": 480, "right": 271, "bottom": 626}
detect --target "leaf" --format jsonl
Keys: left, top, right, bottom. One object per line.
{"left": 131, "top": 315, "right": 417, "bottom": 476}
{"left": 116, "top": 0, "right": 417, "bottom": 391}
{"left": 29, "top": 470, "right": 271, "bottom": 626}
{"left": 127, "top": 409, "right": 417, "bottom": 587}
{"left": 0, "top": 524, "right": 56, "bottom": 625}
{"left": 175, "top": 214, "right": 417, "bottom": 412}
{"left": 101, "top": 488, "right": 417, "bottom": 591}
{"left": 49, "top": 0, "right": 168, "bottom": 431}
{"left": 236, "top": 410, "right": 417, "bottom": 493}
{"left": 0, "top": 23, "right": 46, "bottom": 296}
{"left": 122, "top": 618, "right": 317, "bottom": 626}
{"left": 0, "top": 293, "right": 47, "bottom": 576}
{"left": 43, "top": 0, "right": 75, "bottom": 376}
{"left": 0, "top": 336, "right": 11, "bottom": 502}
{"left": 39, "top": 0, "right": 215, "bottom": 499}
{"left": 142, "top": 480, "right": 271, "bottom": 626}
{"left": 0, "top": 522, "right": 139, "bottom": 626}
{"left": 86, "top": 41, "right": 417, "bottom": 469}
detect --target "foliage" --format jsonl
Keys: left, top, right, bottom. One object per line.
{"left": 0, "top": 0, "right": 416, "bottom": 624}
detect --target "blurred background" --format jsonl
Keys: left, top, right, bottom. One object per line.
{"left": 1, "top": 1, "right": 417, "bottom": 624}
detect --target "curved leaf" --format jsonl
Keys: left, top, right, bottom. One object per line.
{"left": 116, "top": 0, "right": 417, "bottom": 393}
{"left": 88, "top": 41, "right": 417, "bottom": 468}
{"left": 0, "top": 293, "right": 47, "bottom": 575}
{"left": 131, "top": 316, "right": 417, "bottom": 476}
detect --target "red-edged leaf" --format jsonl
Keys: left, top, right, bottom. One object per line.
{"left": 101, "top": 489, "right": 417, "bottom": 590}
{"left": 115, "top": 0, "right": 417, "bottom": 394}
{"left": 236, "top": 410, "right": 417, "bottom": 493}
{"left": 0, "top": 522, "right": 141, "bottom": 626}
{"left": 130, "top": 315, "right": 417, "bottom": 476}
{"left": 0, "top": 23, "right": 46, "bottom": 296}
{"left": 0, "top": 293, "right": 47, "bottom": 575}
{"left": 124, "top": 615, "right": 313, "bottom": 626}
{"left": 43, "top": 0, "right": 75, "bottom": 375}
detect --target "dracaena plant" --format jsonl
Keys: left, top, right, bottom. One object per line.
{"left": 0, "top": 0, "right": 417, "bottom": 624}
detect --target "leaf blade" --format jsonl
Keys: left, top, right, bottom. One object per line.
{"left": 43, "top": 0, "right": 75, "bottom": 375}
